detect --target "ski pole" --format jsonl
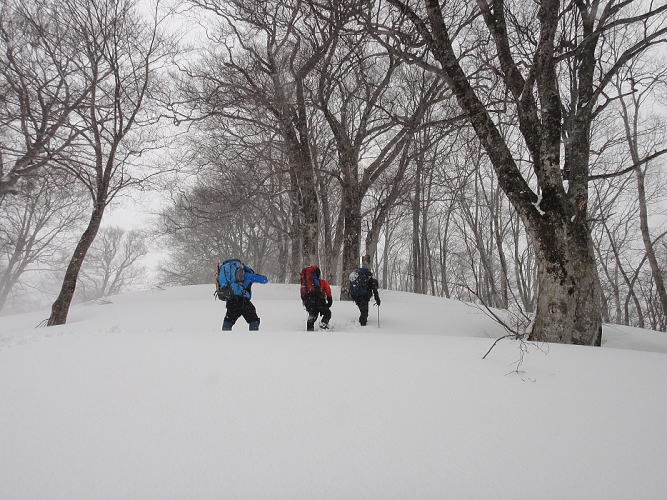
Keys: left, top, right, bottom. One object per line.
{"left": 377, "top": 304, "right": 380, "bottom": 328}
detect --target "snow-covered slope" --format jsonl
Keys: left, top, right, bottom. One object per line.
{"left": 1, "top": 284, "right": 666, "bottom": 499}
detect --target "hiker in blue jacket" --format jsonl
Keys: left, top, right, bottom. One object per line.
{"left": 218, "top": 259, "right": 268, "bottom": 331}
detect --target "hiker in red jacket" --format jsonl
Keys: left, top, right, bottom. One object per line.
{"left": 300, "top": 266, "right": 333, "bottom": 331}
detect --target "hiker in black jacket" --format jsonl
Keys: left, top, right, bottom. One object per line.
{"left": 349, "top": 257, "right": 381, "bottom": 326}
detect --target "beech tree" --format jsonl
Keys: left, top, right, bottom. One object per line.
{"left": 375, "top": 0, "right": 667, "bottom": 345}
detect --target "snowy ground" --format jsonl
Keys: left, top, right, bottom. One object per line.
{"left": 1, "top": 284, "right": 666, "bottom": 499}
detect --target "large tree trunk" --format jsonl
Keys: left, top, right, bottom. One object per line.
{"left": 529, "top": 220, "right": 602, "bottom": 345}
{"left": 339, "top": 184, "right": 361, "bottom": 301}
{"left": 284, "top": 141, "right": 318, "bottom": 272}
{"left": 301, "top": 179, "right": 319, "bottom": 266}
{"left": 318, "top": 171, "right": 334, "bottom": 280}
{"left": 287, "top": 167, "right": 303, "bottom": 283}
{"left": 326, "top": 205, "right": 345, "bottom": 285}
{"left": 48, "top": 204, "right": 105, "bottom": 325}
{"left": 273, "top": 80, "right": 319, "bottom": 276}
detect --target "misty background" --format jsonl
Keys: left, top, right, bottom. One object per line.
{"left": 1, "top": 0, "right": 666, "bottom": 337}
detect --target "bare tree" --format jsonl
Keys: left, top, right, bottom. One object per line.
{"left": 376, "top": 0, "right": 667, "bottom": 345}
{"left": 155, "top": 130, "right": 293, "bottom": 286}
{"left": 316, "top": 36, "right": 450, "bottom": 297}
{"left": 0, "top": 0, "right": 98, "bottom": 196}
{"left": 176, "top": 0, "right": 350, "bottom": 275}
{"left": 0, "top": 173, "right": 84, "bottom": 311}
{"left": 77, "top": 227, "right": 147, "bottom": 301}
{"left": 48, "top": 0, "right": 171, "bottom": 325}
{"left": 614, "top": 59, "right": 667, "bottom": 328}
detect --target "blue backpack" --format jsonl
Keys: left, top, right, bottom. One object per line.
{"left": 216, "top": 259, "right": 246, "bottom": 301}
{"left": 349, "top": 268, "right": 372, "bottom": 298}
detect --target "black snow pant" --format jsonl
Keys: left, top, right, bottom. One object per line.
{"left": 353, "top": 298, "right": 370, "bottom": 326}
{"left": 303, "top": 296, "right": 331, "bottom": 331}
{"left": 223, "top": 296, "right": 260, "bottom": 330}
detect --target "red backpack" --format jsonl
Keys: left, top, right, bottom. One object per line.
{"left": 300, "top": 266, "right": 322, "bottom": 299}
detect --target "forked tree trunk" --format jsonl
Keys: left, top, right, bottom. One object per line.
{"left": 48, "top": 204, "right": 105, "bottom": 325}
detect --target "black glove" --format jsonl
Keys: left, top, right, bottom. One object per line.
{"left": 375, "top": 298, "right": 381, "bottom": 306}
{"left": 326, "top": 296, "right": 333, "bottom": 307}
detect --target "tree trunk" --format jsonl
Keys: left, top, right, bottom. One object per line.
{"left": 290, "top": 227, "right": 301, "bottom": 283}
{"left": 300, "top": 165, "right": 319, "bottom": 266}
{"left": 529, "top": 221, "right": 602, "bottom": 345}
{"left": 411, "top": 151, "right": 423, "bottom": 294}
{"left": 318, "top": 172, "right": 334, "bottom": 280}
{"left": 492, "top": 191, "right": 509, "bottom": 309}
{"left": 48, "top": 204, "right": 105, "bottom": 325}
{"left": 277, "top": 234, "right": 288, "bottom": 283}
{"left": 381, "top": 212, "right": 392, "bottom": 289}
{"left": 636, "top": 167, "right": 667, "bottom": 328}
{"left": 287, "top": 173, "right": 301, "bottom": 283}
{"left": 325, "top": 206, "right": 345, "bottom": 285}
{"left": 339, "top": 184, "right": 361, "bottom": 301}
{"left": 274, "top": 87, "right": 318, "bottom": 276}
{"left": 0, "top": 277, "right": 17, "bottom": 311}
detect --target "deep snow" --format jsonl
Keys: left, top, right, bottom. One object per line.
{"left": 1, "top": 284, "right": 666, "bottom": 499}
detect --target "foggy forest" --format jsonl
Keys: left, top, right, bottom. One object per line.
{"left": 2, "top": 0, "right": 667, "bottom": 343}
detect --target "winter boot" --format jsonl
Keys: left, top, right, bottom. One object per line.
{"left": 222, "top": 320, "right": 233, "bottom": 331}
{"left": 319, "top": 322, "right": 329, "bottom": 330}
{"left": 249, "top": 320, "right": 260, "bottom": 331}
{"left": 307, "top": 312, "right": 317, "bottom": 332}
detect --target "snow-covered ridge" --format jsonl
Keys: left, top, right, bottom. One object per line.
{"left": 1, "top": 284, "right": 665, "bottom": 353}
{"left": 1, "top": 285, "right": 666, "bottom": 499}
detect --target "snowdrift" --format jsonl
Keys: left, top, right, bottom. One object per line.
{"left": 1, "top": 284, "right": 666, "bottom": 499}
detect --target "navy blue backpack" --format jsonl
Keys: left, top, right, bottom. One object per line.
{"left": 349, "top": 268, "right": 372, "bottom": 298}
